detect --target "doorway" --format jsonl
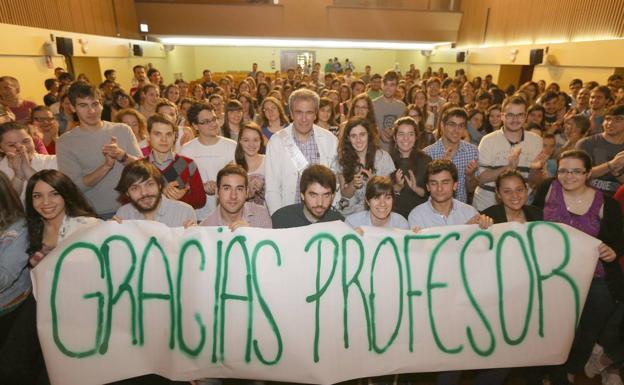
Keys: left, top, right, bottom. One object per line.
{"left": 280, "top": 50, "right": 316, "bottom": 72}
{"left": 72, "top": 57, "right": 102, "bottom": 84}
{"left": 518, "top": 65, "right": 535, "bottom": 86}
{"left": 497, "top": 65, "right": 524, "bottom": 91}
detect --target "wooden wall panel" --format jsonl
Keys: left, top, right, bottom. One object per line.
{"left": 135, "top": 0, "right": 461, "bottom": 41}
{"left": 0, "top": 0, "right": 139, "bottom": 39}
{"left": 458, "top": 0, "right": 624, "bottom": 47}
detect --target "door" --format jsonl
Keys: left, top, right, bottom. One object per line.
{"left": 280, "top": 50, "right": 316, "bottom": 72}
{"left": 72, "top": 57, "right": 103, "bottom": 85}
{"left": 518, "top": 65, "right": 535, "bottom": 86}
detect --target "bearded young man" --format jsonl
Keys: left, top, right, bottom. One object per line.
{"left": 114, "top": 159, "right": 196, "bottom": 227}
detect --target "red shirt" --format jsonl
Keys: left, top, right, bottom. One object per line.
{"left": 10, "top": 100, "right": 37, "bottom": 124}
{"left": 44, "top": 140, "right": 56, "bottom": 155}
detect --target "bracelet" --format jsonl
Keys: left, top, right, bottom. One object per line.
{"left": 117, "top": 152, "right": 128, "bottom": 163}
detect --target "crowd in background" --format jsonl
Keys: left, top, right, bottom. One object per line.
{"left": 1, "top": 58, "right": 624, "bottom": 385}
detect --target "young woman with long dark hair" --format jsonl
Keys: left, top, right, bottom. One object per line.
{"left": 335, "top": 117, "right": 395, "bottom": 215}
{"left": 0, "top": 171, "right": 47, "bottom": 384}
{"left": 234, "top": 122, "right": 266, "bottom": 206}
{"left": 389, "top": 116, "right": 432, "bottom": 218}
{"left": 25, "top": 169, "right": 100, "bottom": 267}
{"left": 221, "top": 100, "right": 244, "bottom": 141}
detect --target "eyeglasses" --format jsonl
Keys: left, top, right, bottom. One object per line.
{"left": 33, "top": 117, "right": 55, "bottom": 122}
{"left": 196, "top": 118, "right": 217, "bottom": 125}
{"left": 557, "top": 168, "right": 587, "bottom": 177}
{"left": 604, "top": 115, "right": 624, "bottom": 123}
{"left": 504, "top": 112, "right": 527, "bottom": 120}
{"left": 444, "top": 121, "right": 466, "bottom": 129}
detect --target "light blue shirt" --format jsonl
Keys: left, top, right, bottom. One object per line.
{"left": 0, "top": 219, "right": 30, "bottom": 314}
{"left": 408, "top": 198, "right": 478, "bottom": 229}
{"left": 345, "top": 210, "right": 409, "bottom": 229}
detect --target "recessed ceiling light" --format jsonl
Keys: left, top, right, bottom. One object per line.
{"left": 158, "top": 36, "right": 448, "bottom": 51}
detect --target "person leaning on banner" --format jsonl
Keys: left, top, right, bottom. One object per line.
{"left": 405, "top": 159, "right": 502, "bottom": 385}
{"left": 271, "top": 164, "right": 344, "bottom": 228}
{"left": 113, "top": 159, "right": 197, "bottom": 228}
{"left": 480, "top": 170, "right": 544, "bottom": 385}
{"left": 481, "top": 169, "right": 543, "bottom": 224}
{"left": 532, "top": 149, "right": 624, "bottom": 385}
{"left": 0, "top": 171, "right": 48, "bottom": 384}
{"left": 264, "top": 88, "right": 338, "bottom": 215}
{"left": 408, "top": 159, "right": 493, "bottom": 232}
{"left": 200, "top": 163, "right": 272, "bottom": 230}
{"left": 345, "top": 175, "right": 408, "bottom": 233}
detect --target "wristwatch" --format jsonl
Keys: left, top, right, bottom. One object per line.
{"left": 117, "top": 152, "right": 128, "bottom": 163}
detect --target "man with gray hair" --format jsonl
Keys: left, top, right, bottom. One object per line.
{"left": 265, "top": 88, "right": 338, "bottom": 214}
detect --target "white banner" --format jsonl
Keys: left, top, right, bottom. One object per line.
{"left": 31, "top": 220, "right": 600, "bottom": 385}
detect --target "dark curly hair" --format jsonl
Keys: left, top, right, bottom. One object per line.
{"left": 337, "top": 117, "right": 379, "bottom": 183}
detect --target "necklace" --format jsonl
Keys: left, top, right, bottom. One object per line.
{"left": 565, "top": 192, "right": 586, "bottom": 211}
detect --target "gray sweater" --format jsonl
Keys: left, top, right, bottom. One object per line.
{"left": 57, "top": 121, "right": 142, "bottom": 215}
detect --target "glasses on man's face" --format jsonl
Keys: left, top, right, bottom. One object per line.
{"left": 557, "top": 168, "right": 587, "bottom": 177}
{"left": 604, "top": 115, "right": 624, "bottom": 123}
{"left": 197, "top": 118, "right": 217, "bottom": 125}
{"left": 33, "top": 117, "right": 55, "bottom": 123}
{"left": 444, "top": 121, "right": 466, "bottom": 130}
{"left": 504, "top": 112, "right": 527, "bottom": 120}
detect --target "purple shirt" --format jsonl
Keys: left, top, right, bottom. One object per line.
{"left": 544, "top": 180, "right": 604, "bottom": 277}
{"left": 200, "top": 202, "right": 272, "bottom": 228}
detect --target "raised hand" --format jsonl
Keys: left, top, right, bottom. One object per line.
{"left": 203, "top": 180, "right": 217, "bottom": 195}
{"left": 164, "top": 181, "right": 188, "bottom": 200}
{"left": 465, "top": 159, "right": 478, "bottom": 177}
{"left": 102, "top": 136, "right": 126, "bottom": 161}
{"left": 508, "top": 147, "right": 522, "bottom": 169}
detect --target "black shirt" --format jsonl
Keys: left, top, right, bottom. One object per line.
{"left": 480, "top": 204, "right": 543, "bottom": 224}
{"left": 271, "top": 203, "right": 344, "bottom": 229}
{"left": 392, "top": 150, "right": 432, "bottom": 218}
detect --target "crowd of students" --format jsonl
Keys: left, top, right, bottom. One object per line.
{"left": 1, "top": 61, "right": 624, "bottom": 385}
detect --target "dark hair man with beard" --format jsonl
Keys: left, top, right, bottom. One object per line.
{"left": 114, "top": 159, "right": 196, "bottom": 227}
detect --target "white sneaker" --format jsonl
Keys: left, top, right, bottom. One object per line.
{"left": 601, "top": 370, "right": 623, "bottom": 385}
{"left": 585, "top": 344, "right": 607, "bottom": 378}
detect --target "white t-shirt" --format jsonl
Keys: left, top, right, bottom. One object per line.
{"left": 179, "top": 136, "right": 236, "bottom": 220}
{"left": 473, "top": 129, "right": 543, "bottom": 211}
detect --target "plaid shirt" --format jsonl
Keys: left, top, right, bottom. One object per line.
{"left": 293, "top": 129, "right": 320, "bottom": 203}
{"left": 424, "top": 139, "right": 479, "bottom": 203}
